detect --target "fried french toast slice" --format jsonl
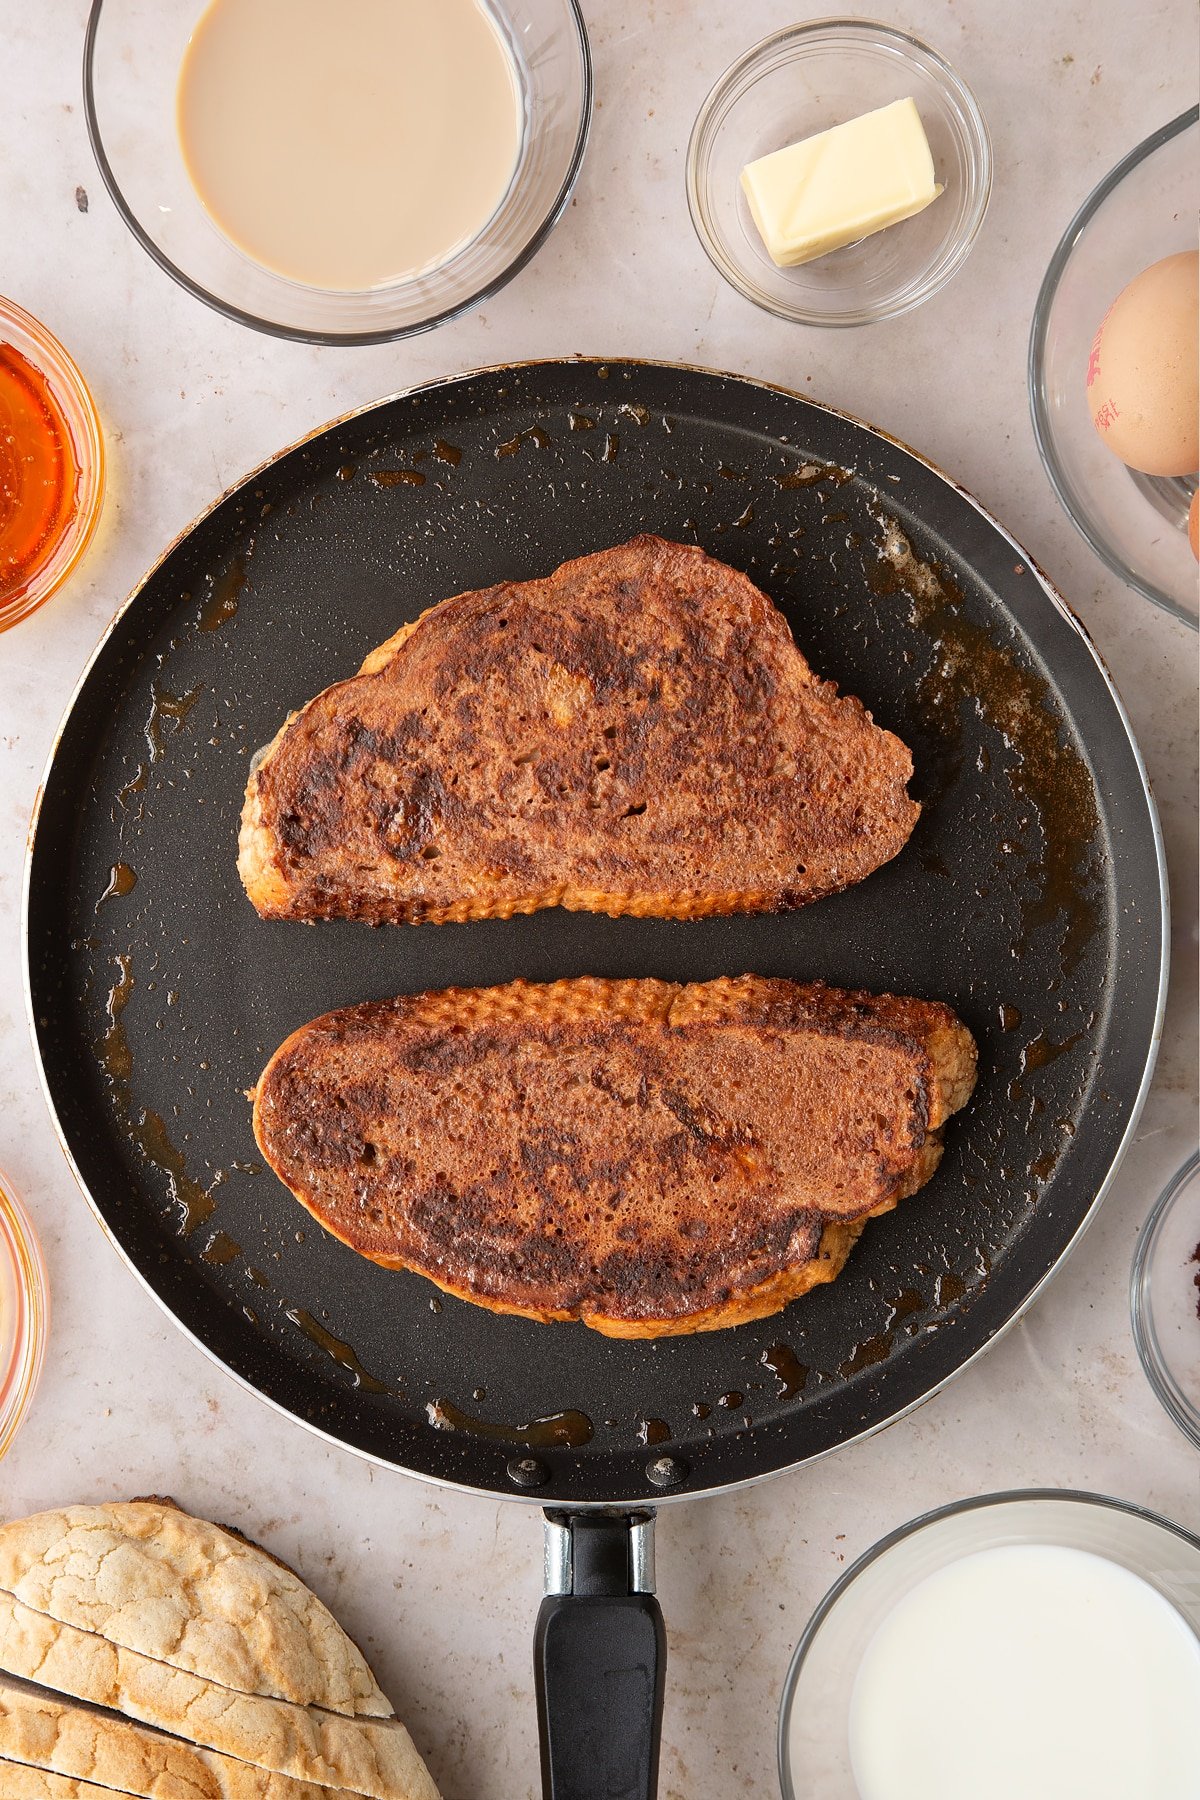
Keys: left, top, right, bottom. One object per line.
{"left": 253, "top": 976, "right": 976, "bottom": 1337}
{"left": 238, "top": 536, "right": 918, "bottom": 924}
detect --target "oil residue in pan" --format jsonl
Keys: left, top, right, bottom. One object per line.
{"left": 200, "top": 1229, "right": 241, "bottom": 1266}
{"left": 935, "top": 1271, "right": 967, "bottom": 1306}
{"left": 636, "top": 1417, "right": 671, "bottom": 1447}
{"left": 1014, "top": 1023, "right": 1092, "bottom": 1085}
{"left": 839, "top": 1335, "right": 892, "bottom": 1378}
{"left": 774, "top": 461, "right": 853, "bottom": 491}
{"left": 198, "top": 550, "right": 250, "bottom": 633}
{"left": 495, "top": 425, "right": 551, "bottom": 459}
{"left": 90, "top": 638, "right": 248, "bottom": 1248}
{"left": 760, "top": 1343, "right": 808, "bottom": 1401}
{"left": 96, "top": 862, "right": 137, "bottom": 907}
{"left": 427, "top": 1397, "right": 594, "bottom": 1450}
{"left": 97, "top": 951, "right": 134, "bottom": 1084}
{"left": 143, "top": 680, "right": 204, "bottom": 764}
{"left": 286, "top": 1307, "right": 388, "bottom": 1394}
{"left": 368, "top": 468, "right": 426, "bottom": 488}
{"left": 113, "top": 762, "right": 148, "bottom": 813}
{"left": 835, "top": 1291, "right": 932, "bottom": 1382}
{"left": 94, "top": 952, "right": 216, "bottom": 1236}
{"left": 868, "top": 516, "right": 1102, "bottom": 980}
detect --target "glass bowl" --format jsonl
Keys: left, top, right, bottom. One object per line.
{"left": 1132, "top": 1151, "right": 1200, "bottom": 1449}
{"left": 1029, "top": 109, "right": 1198, "bottom": 630}
{"left": 83, "top": 0, "right": 592, "bottom": 345}
{"left": 779, "top": 1490, "right": 1200, "bottom": 1799}
{"left": 0, "top": 1167, "right": 50, "bottom": 1459}
{"left": 0, "top": 295, "right": 105, "bottom": 632}
{"left": 686, "top": 19, "right": 991, "bottom": 328}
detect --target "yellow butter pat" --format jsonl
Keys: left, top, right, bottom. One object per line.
{"left": 740, "top": 97, "right": 943, "bottom": 268}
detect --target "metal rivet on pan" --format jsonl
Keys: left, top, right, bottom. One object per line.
{"left": 507, "top": 1456, "right": 549, "bottom": 1488}
{"left": 646, "top": 1455, "right": 688, "bottom": 1489}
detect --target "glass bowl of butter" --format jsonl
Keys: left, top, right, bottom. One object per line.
{"left": 83, "top": 0, "right": 592, "bottom": 344}
{"left": 687, "top": 19, "right": 991, "bottom": 328}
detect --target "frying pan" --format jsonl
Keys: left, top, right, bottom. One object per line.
{"left": 24, "top": 360, "right": 1166, "bottom": 1800}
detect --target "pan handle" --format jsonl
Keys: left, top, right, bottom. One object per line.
{"left": 534, "top": 1509, "right": 665, "bottom": 1800}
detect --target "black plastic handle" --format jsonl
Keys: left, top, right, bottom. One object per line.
{"left": 534, "top": 1513, "right": 666, "bottom": 1800}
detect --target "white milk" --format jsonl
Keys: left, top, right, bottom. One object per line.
{"left": 849, "top": 1543, "right": 1200, "bottom": 1800}
{"left": 177, "top": 0, "right": 522, "bottom": 290}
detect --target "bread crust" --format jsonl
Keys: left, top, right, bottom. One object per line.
{"left": 0, "top": 1595, "right": 437, "bottom": 1800}
{"left": 0, "top": 1674, "right": 354, "bottom": 1800}
{"left": 238, "top": 536, "right": 918, "bottom": 924}
{"left": 0, "top": 1505, "right": 389, "bottom": 1720}
{"left": 253, "top": 975, "right": 976, "bottom": 1336}
{"left": 0, "top": 1759, "right": 145, "bottom": 1799}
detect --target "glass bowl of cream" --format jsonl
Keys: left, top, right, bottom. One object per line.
{"left": 686, "top": 19, "right": 991, "bottom": 328}
{"left": 83, "top": 0, "right": 591, "bottom": 343}
{"left": 778, "top": 1489, "right": 1200, "bottom": 1800}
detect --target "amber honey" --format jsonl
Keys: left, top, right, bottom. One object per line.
{"left": 0, "top": 297, "right": 103, "bottom": 630}
{"left": 0, "top": 340, "right": 81, "bottom": 604}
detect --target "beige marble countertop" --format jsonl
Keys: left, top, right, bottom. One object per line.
{"left": 1, "top": 3, "right": 1196, "bottom": 1796}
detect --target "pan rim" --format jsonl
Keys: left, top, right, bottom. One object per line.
{"left": 22, "top": 357, "right": 1169, "bottom": 1508}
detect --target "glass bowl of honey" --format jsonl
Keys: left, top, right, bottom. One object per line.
{"left": 1, "top": 297, "right": 105, "bottom": 632}
{"left": 84, "top": 0, "right": 592, "bottom": 344}
{"left": 0, "top": 1168, "right": 50, "bottom": 1461}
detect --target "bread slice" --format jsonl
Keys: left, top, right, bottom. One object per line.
{"left": 0, "top": 1594, "right": 437, "bottom": 1800}
{"left": 0, "top": 1760, "right": 144, "bottom": 1800}
{"left": 238, "top": 535, "right": 918, "bottom": 924}
{"left": 0, "top": 1674, "right": 363, "bottom": 1800}
{"left": 0, "top": 1504, "right": 389, "bottom": 1720}
{"left": 253, "top": 975, "right": 976, "bottom": 1337}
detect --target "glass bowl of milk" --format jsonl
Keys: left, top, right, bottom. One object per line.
{"left": 779, "top": 1489, "right": 1200, "bottom": 1800}
{"left": 83, "top": 0, "right": 592, "bottom": 343}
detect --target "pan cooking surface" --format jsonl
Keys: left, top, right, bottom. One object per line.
{"left": 26, "top": 361, "right": 1164, "bottom": 1503}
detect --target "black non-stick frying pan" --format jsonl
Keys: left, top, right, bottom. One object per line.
{"left": 25, "top": 360, "right": 1165, "bottom": 1800}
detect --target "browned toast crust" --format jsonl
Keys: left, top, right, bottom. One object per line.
{"left": 238, "top": 536, "right": 919, "bottom": 924}
{"left": 253, "top": 976, "right": 976, "bottom": 1336}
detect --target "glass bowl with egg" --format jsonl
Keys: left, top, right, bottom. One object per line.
{"left": 686, "top": 19, "right": 992, "bottom": 328}
{"left": 83, "top": 0, "right": 592, "bottom": 344}
{"left": 779, "top": 1489, "right": 1200, "bottom": 1800}
{"left": 1132, "top": 1151, "right": 1200, "bottom": 1450}
{"left": 1030, "top": 108, "right": 1199, "bottom": 629}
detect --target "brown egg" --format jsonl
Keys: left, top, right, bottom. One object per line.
{"left": 1086, "top": 251, "right": 1199, "bottom": 477}
{"left": 1189, "top": 490, "right": 1199, "bottom": 562}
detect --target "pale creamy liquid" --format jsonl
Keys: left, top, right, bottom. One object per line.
{"left": 849, "top": 1544, "right": 1200, "bottom": 1800}
{"left": 176, "top": 0, "right": 522, "bottom": 290}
